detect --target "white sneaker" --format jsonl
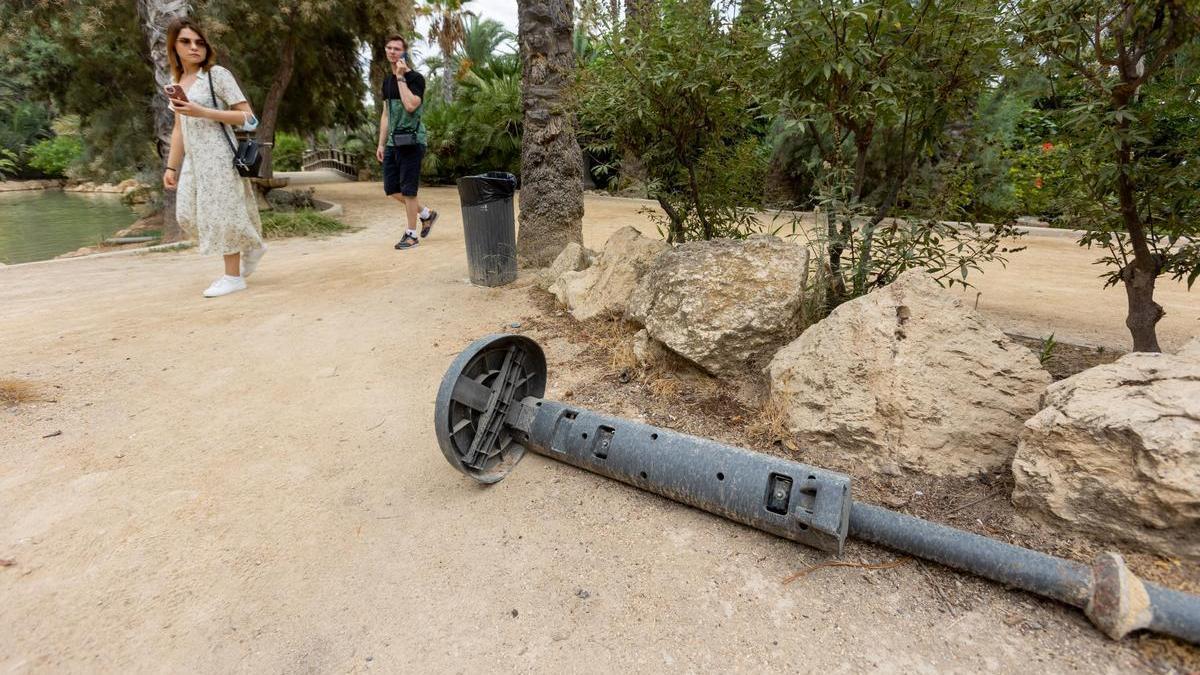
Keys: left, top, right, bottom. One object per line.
{"left": 241, "top": 245, "right": 267, "bottom": 278}
{"left": 203, "top": 275, "right": 247, "bottom": 298}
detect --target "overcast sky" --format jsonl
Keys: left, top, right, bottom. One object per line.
{"left": 411, "top": 0, "right": 519, "bottom": 68}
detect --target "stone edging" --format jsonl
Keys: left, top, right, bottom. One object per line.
{"left": 0, "top": 179, "right": 68, "bottom": 192}
{"left": 313, "top": 198, "right": 343, "bottom": 218}
{"left": 0, "top": 241, "right": 196, "bottom": 269}
{"left": 0, "top": 179, "right": 146, "bottom": 194}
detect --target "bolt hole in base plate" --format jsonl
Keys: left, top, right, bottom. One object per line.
{"left": 434, "top": 334, "right": 547, "bottom": 483}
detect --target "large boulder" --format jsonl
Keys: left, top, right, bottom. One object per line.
{"left": 550, "top": 226, "right": 669, "bottom": 321}
{"left": 1011, "top": 339, "right": 1200, "bottom": 561}
{"left": 537, "top": 242, "right": 596, "bottom": 291}
{"left": 627, "top": 235, "right": 809, "bottom": 376}
{"left": 767, "top": 269, "right": 1051, "bottom": 476}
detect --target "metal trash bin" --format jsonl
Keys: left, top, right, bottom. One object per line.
{"left": 456, "top": 171, "right": 518, "bottom": 287}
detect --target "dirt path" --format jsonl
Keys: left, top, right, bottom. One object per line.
{"left": 1, "top": 183, "right": 1194, "bottom": 672}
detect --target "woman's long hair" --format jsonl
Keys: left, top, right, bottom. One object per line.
{"left": 166, "top": 18, "right": 218, "bottom": 82}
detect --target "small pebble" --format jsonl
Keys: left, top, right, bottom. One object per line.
{"left": 511, "top": 609, "right": 519, "bottom": 618}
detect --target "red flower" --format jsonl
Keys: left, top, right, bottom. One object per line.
{"left": 1041, "top": 142, "right": 1054, "bottom": 153}
{"left": 1035, "top": 176, "right": 1044, "bottom": 189}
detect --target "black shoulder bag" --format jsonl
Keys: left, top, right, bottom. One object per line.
{"left": 209, "top": 71, "right": 265, "bottom": 178}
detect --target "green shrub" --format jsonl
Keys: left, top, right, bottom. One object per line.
{"left": 577, "top": 0, "right": 772, "bottom": 242}
{"left": 273, "top": 132, "right": 306, "bottom": 172}
{"left": 0, "top": 148, "right": 17, "bottom": 180}
{"left": 260, "top": 209, "right": 351, "bottom": 238}
{"left": 1006, "top": 143, "right": 1069, "bottom": 221}
{"left": 422, "top": 69, "right": 522, "bottom": 183}
{"left": 26, "top": 135, "right": 83, "bottom": 177}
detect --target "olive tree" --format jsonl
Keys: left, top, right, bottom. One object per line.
{"left": 1017, "top": 0, "right": 1200, "bottom": 352}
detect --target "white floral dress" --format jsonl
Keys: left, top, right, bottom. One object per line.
{"left": 175, "top": 65, "right": 263, "bottom": 256}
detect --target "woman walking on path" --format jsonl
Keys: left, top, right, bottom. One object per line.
{"left": 161, "top": 18, "right": 267, "bottom": 298}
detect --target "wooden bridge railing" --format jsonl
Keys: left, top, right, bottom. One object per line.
{"left": 301, "top": 149, "right": 360, "bottom": 179}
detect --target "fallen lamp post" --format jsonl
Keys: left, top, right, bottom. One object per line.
{"left": 434, "top": 334, "right": 1200, "bottom": 645}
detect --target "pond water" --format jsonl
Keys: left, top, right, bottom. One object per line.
{"left": 0, "top": 190, "right": 138, "bottom": 265}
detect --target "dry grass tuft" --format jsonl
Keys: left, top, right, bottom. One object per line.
{"left": 580, "top": 311, "right": 639, "bottom": 350}
{"left": 0, "top": 379, "right": 42, "bottom": 406}
{"left": 646, "top": 373, "right": 684, "bottom": 399}
{"left": 609, "top": 337, "right": 639, "bottom": 373}
{"left": 747, "top": 394, "right": 794, "bottom": 448}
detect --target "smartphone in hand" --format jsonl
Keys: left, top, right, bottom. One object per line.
{"left": 164, "top": 84, "right": 188, "bottom": 105}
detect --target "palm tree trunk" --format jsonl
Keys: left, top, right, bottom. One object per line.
{"left": 440, "top": 35, "right": 457, "bottom": 103}
{"left": 516, "top": 0, "right": 584, "bottom": 267}
{"left": 136, "top": 0, "right": 190, "bottom": 243}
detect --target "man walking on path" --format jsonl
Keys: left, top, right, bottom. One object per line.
{"left": 376, "top": 35, "right": 437, "bottom": 250}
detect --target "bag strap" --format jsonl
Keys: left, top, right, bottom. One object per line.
{"left": 390, "top": 74, "right": 420, "bottom": 135}
{"left": 208, "top": 70, "right": 241, "bottom": 159}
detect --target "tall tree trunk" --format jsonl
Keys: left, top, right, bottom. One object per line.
{"left": 137, "top": 0, "right": 190, "bottom": 243}
{"left": 255, "top": 35, "right": 297, "bottom": 180}
{"left": 516, "top": 0, "right": 584, "bottom": 267}
{"left": 370, "top": 41, "right": 388, "bottom": 117}
{"left": 441, "top": 36, "right": 457, "bottom": 104}
{"left": 1112, "top": 92, "right": 1163, "bottom": 352}
{"left": 1115, "top": 136, "right": 1164, "bottom": 352}
{"left": 1121, "top": 260, "right": 1164, "bottom": 352}
{"left": 442, "top": 68, "right": 456, "bottom": 103}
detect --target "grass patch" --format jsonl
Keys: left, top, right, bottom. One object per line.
{"left": 0, "top": 379, "right": 41, "bottom": 406}
{"left": 260, "top": 209, "right": 352, "bottom": 239}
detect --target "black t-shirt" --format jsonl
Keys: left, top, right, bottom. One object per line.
{"left": 382, "top": 71, "right": 426, "bottom": 102}
{"left": 382, "top": 70, "right": 428, "bottom": 144}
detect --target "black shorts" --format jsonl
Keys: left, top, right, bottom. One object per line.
{"left": 383, "top": 144, "right": 425, "bottom": 197}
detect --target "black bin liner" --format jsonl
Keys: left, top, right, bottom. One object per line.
{"left": 457, "top": 171, "right": 517, "bottom": 206}
{"left": 456, "top": 172, "right": 518, "bottom": 287}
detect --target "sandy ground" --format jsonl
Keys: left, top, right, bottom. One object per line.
{"left": 1, "top": 182, "right": 1197, "bottom": 673}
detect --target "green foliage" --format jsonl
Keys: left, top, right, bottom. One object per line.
{"left": 772, "top": 0, "right": 1020, "bottom": 303}
{"left": 260, "top": 209, "right": 352, "bottom": 238}
{"left": 578, "top": 0, "right": 773, "bottom": 242}
{"left": 273, "top": 132, "right": 306, "bottom": 171}
{"left": 203, "top": 2, "right": 375, "bottom": 135}
{"left": 1, "top": 0, "right": 416, "bottom": 180}
{"left": 1038, "top": 333, "right": 1057, "bottom": 366}
{"left": 26, "top": 135, "right": 83, "bottom": 177}
{"left": 1017, "top": 0, "right": 1200, "bottom": 350}
{"left": 1006, "top": 142, "right": 1068, "bottom": 220}
{"left": 422, "top": 30, "right": 522, "bottom": 183}
{"left": 418, "top": 0, "right": 474, "bottom": 102}
{"left": 0, "top": 6, "right": 156, "bottom": 180}
{"left": 0, "top": 148, "right": 18, "bottom": 180}
{"left": 1056, "top": 71, "right": 1200, "bottom": 288}
{"left": 453, "top": 16, "right": 515, "bottom": 80}
{"left": 0, "top": 69, "right": 54, "bottom": 177}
